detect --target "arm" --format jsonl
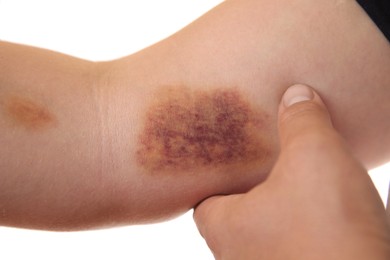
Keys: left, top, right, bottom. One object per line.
{"left": 1, "top": 0, "right": 389, "bottom": 230}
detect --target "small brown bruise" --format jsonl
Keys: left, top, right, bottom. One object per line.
{"left": 136, "top": 86, "right": 271, "bottom": 174}
{"left": 4, "top": 95, "right": 57, "bottom": 130}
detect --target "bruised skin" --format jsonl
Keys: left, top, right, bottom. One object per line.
{"left": 135, "top": 86, "right": 272, "bottom": 175}
{"left": 2, "top": 95, "right": 57, "bottom": 131}
{"left": 124, "top": 86, "right": 275, "bottom": 224}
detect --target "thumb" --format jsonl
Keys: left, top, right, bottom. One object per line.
{"left": 278, "top": 84, "right": 335, "bottom": 149}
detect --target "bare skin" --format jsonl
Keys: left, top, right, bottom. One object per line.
{"left": 0, "top": 0, "right": 389, "bottom": 230}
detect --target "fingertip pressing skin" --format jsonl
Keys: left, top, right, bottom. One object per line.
{"left": 135, "top": 86, "right": 272, "bottom": 175}
{"left": 2, "top": 95, "right": 57, "bottom": 130}
{"left": 282, "top": 84, "right": 315, "bottom": 108}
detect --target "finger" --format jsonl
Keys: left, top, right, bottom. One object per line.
{"left": 193, "top": 195, "right": 239, "bottom": 252}
{"left": 278, "top": 84, "right": 337, "bottom": 150}
{"left": 193, "top": 195, "right": 226, "bottom": 239}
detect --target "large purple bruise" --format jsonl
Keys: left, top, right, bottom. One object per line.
{"left": 136, "top": 87, "right": 269, "bottom": 173}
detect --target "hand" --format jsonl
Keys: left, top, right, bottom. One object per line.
{"left": 194, "top": 84, "right": 390, "bottom": 260}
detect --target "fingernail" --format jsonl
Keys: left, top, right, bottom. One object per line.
{"left": 283, "top": 84, "right": 314, "bottom": 107}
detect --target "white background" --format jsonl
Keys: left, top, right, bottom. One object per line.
{"left": 0, "top": 1, "right": 389, "bottom": 259}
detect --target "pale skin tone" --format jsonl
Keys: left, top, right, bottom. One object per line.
{"left": 194, "top": 84, "right": 390, "bottom": 259}
{"left": 0, "top": 0, "right": 389, "bottom": 230}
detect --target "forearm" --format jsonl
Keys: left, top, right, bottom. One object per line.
{"left": 0, "top": 41, "right": 274, "bottom": 229}
{"left": 0, "top": 41, "right": 107, "bottom": 229}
